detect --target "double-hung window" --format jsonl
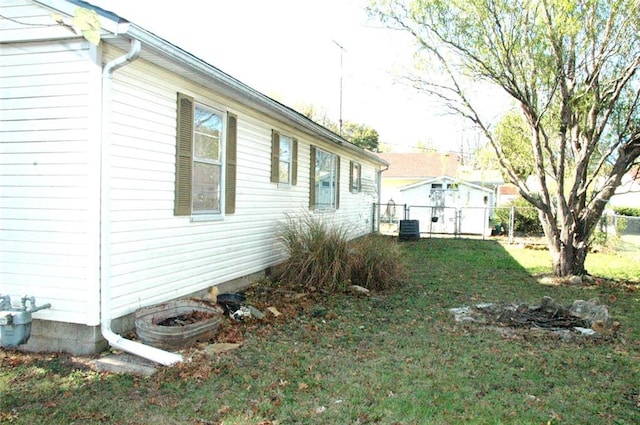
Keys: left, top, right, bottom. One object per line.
{"left": 309, "top": 146, "right": 340, "bottom": 210}
{"left": 174, "top": 93, "right": 237, "bottom": 217}
{"left": 271, "top": 130, "right": 297, "bottom": 186}
{"left": 193, "top": 104, "right": 223, "bottom": 213}
{"left": 279, "top": 135, "right": 292, "bottom": 183}
{"left": 350, "top": 161, "right": 361, "bottom": 193}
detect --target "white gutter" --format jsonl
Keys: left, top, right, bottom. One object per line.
{"left": 100, "top": 38, "right": 182, "bottom": 366}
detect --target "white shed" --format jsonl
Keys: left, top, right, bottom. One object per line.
{"left": 399, "top": 176, "right": 494, "bottom": 235}
{"left": 0, "top": 0, "right": 387, "bottom": 361}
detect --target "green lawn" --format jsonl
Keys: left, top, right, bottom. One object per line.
{"left": 619, "top": 234, "right": 640, "bottom": 258}
{"left": 1, "top": 238, "right": 639, "bottom": 424}
{"left": 504, "top": 241, "right": 640, "bottom": 282}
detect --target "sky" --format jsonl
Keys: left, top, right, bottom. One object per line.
{"left": 89, "top": 0, "right": 502, "bottom": 153}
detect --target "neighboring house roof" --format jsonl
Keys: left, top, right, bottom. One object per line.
{"left": 498, "top": 184, "right": 520, "bottom": 196}
{"left": 399, "top": 175, "right": 494, "bottom": 193}
{"left": 45, "top": 0, "right": 387, "bottom": 167}
{"left": 377, "top": 152, "right": 460, "bottom": 178}
{"left": 624, "top": 167, "right": 640, "bottom": 183}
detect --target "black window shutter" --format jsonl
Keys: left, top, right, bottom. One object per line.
{"left": 225, "top": 112, "right": 238, "bottom": 214}
{"left": 271, "top": 130, "right": 280, "bottom": 183}
{"left": 335, "top": 155, "right": 340, "bottom": 209}
{"left": 292, "top": 138, "right": 298, "bottom": 186}
{"left": 349, "top": 161, "right": 354, "bottom": 193}
{"left": 309, "top": 146, "right": 316, "bottom": 209}
{"left": 174, "top": 93, "right": 194, "bottom": 216}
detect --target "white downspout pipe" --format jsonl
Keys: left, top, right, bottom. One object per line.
{"left": 100, "top": 39, "right": 183, "bottom": 366}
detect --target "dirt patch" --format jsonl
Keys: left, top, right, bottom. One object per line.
{"left": 450, "top": 296, "right": 620, "bottom": 340}
{"left": 474, "top": 302, "right": 590, "bottom": 329}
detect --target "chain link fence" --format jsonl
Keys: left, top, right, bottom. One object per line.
{"left": 373, "top": 203, "right": 538, "bottom": 244}
{"left": 373, "top": 203, "right": 640, "bottom": 254}
{"left": 599, "top": 214, "right": 640, "bottom": 257}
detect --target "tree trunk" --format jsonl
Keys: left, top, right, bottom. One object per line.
{"left": 549, "top": 242, "right": 588, "bottom": 277}
{"left": 541, "top": 208, "right": 590, "bottom": 277}
{"left": 573, "top": 244, "right": 588, "bottom": 276}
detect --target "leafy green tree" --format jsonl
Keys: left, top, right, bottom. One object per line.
{"left": 341, "top": 122, "right": 380, "bottom": 152}
{"left": 493, "top": 111, "right": 536, "bottom": 179}
{"left": 471, "top": 111, "right": 536, "bottom": 178}
{"left": 297, "top": 103, "right": 380, "bottom": 151}
{"left": 370, "top": 0, "right": 640, "bottom": 276}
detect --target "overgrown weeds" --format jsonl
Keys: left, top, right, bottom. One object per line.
{"left": 277, "top": 213, "right": 351, "bottom": 292}
{"left": 277, "top": 213, "right": 406, "bottom": 292}
{"left": 348, "top": 234, "right": 407, "bottom": 290}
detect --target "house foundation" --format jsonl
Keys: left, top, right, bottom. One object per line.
{"left": 17, "top": 271, "right": 264, "bottom": 356}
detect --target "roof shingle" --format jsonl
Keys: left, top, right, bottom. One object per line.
{"left": 376, "top": 152, "right": 460, "bottom": 178}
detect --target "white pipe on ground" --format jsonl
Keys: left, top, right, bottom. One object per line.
{"left": 100, "top": 38, "right": 182, "bottom": 366}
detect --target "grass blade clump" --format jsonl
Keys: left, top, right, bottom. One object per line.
{"left": 277, "top": 213, "right": 350, "bottom": 292}
{"left": 348, "top": 234, "right": 407, "bottom": 291}
{"left": 278, "top": 214, "right": 408, "bottom": 293}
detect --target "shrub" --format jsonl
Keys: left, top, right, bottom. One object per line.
{"left": 348, "top": 234, "right": 407, "bottom": 291}
{"left": 493, "top": 197, "right": 544, "bottom": 235}
{"left": 277, "top": 213, "right": 351, "bottom": 292}
{"left": 277, "top": 214, "right": 407, "bottom": 292}
{"left": 612, "top": 206, "right": 640, "bottom": 217}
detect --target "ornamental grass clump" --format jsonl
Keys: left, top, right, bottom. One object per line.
{"left": 348, "top": 234, "right": 407, "bottom": 291}
{"left": 278, "top": 214, "right": 407, "bottom": 293}
{"left": 277, "top": 213, "right": 350, "bottom": 292}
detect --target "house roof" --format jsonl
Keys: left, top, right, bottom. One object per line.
{"left": 626, "top": 167, "right": 640, "bottom": 182}
{"left": 498, "top": 184, "right": 520, "bottom": 196}
{"left": 36, "top": 0, "right": 387, "bottom": 167}
{"left": 376, "top": 152, "right": 460, "bottom": 178}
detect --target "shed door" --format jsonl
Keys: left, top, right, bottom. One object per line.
{"left": 430, "top": 185, "right": 446, "bottom": 232}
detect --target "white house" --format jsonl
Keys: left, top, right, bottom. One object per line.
{"left": 375, "top": 152, "right": 461, "bottom": 205}
{"left": 0, "top": 0, "right": 387, "bottom": 363}
{"left": 609, "top": 168, "right": 640, "bottom": 208}
{"left": 399, "top": 176, "right": 494, "bottom": 235}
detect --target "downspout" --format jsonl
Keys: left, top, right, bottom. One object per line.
{"left": 375, "top": 163, "right": 390, "bottom": 233}
{"left": 100, "top": 39, "right": 182, "bottom": 366}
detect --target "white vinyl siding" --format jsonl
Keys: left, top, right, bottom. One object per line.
{"left": 0, "top": 0, "right": 75, "bottom": 43}
{"left": 328, "top": 156, "right": 379, "bottom": 239}
{"left": 104, "top": 49, "right": 381, "bottom": 317}
{"left": 104, "top": 48, "right": 302, "bottom": 316}
{"left": 0, "top": 38, "right": 99, "bottom": 324}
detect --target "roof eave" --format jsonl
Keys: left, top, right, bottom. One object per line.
{"left": 127, "top": 23, "right": 387, "bottom": 166}
{"left": 35, "top": 0, "right": 387, "bottom": 166}
{"left": 33, "top": 0, "right": 130, "bottom": 34}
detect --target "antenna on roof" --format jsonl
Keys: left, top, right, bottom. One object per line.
{"left": 332, "top": 40, "right": 346, "bottom": 137}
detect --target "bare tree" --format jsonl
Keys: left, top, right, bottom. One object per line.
{"left": 370, "top": 0, "right": 640, "bottom": 276}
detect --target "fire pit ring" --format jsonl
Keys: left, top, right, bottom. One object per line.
{"left": 135, "top": 299, "right": 223, "bottom": 350}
